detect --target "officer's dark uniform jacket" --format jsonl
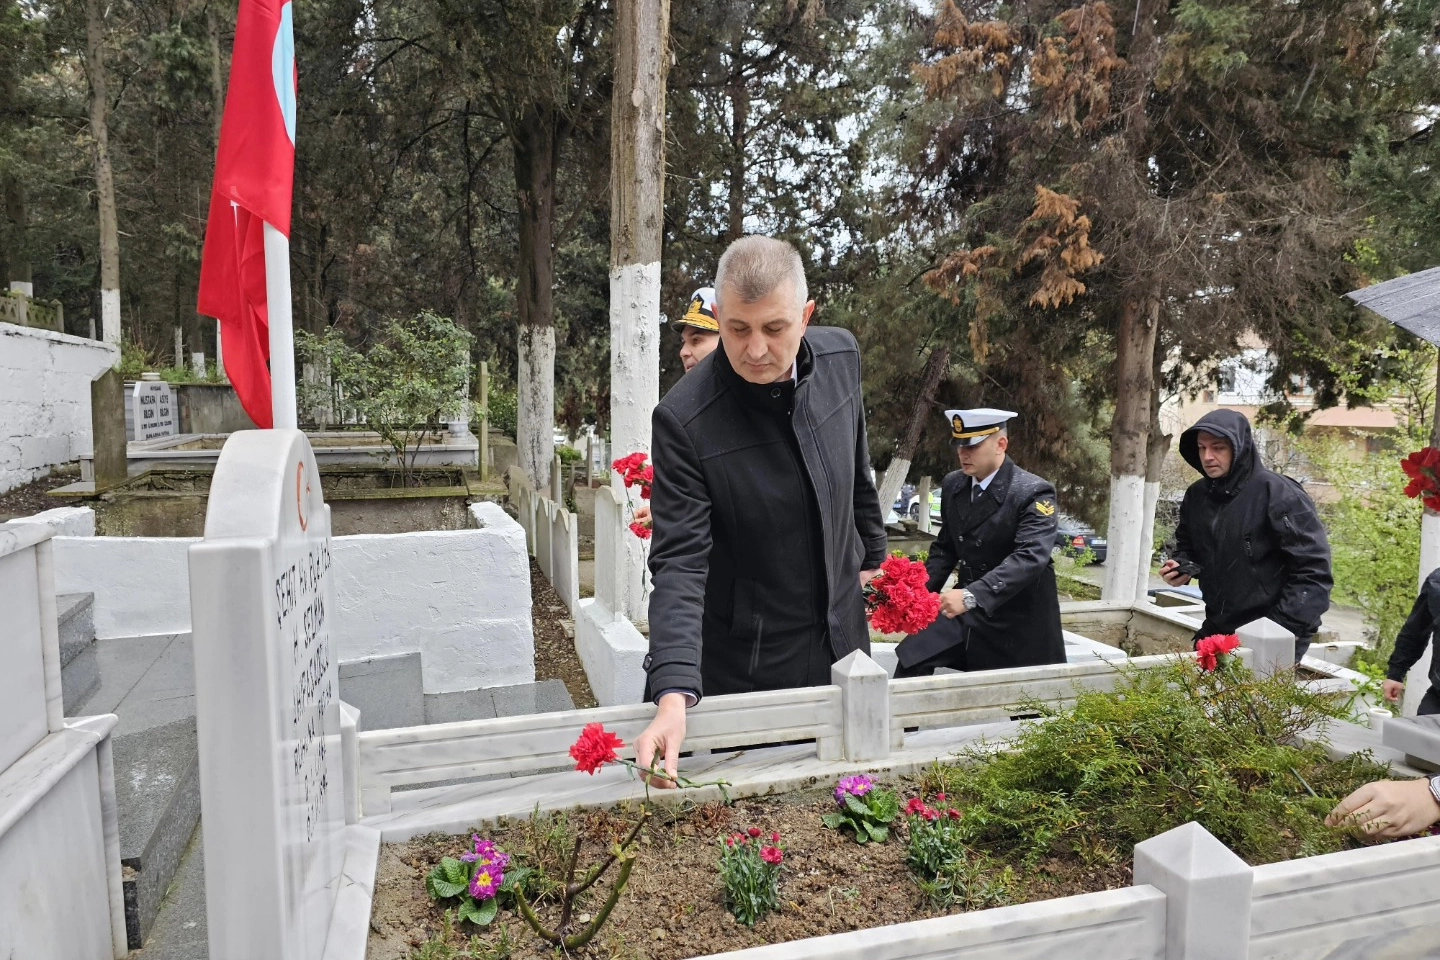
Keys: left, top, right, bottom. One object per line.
{"left": 1172, "top": 409, "right": 1332, "bottom": 641}
{"left": 643, "top": 326, "right": 888, "bottom": 702}
{"left": 899, "top": 458, "right": 1066, "bottom": 670}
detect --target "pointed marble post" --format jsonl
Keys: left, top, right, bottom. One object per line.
{"left": 832, "top": 650, "right": 890, "bottom": 762}
{"left": 1134, "top": 821, "right": 1253, "bottom": 960}
{"left": 1236, "top": 617, "right": 1295, "bottom": 680}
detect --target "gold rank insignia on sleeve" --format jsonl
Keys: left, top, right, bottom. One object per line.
{"left": 1035, "top": 499, "right": 1056, "bottom": 516}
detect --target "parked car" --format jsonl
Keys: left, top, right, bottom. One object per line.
{"left": 1054, "top": 514, "right": 1107, "bottom": 564}
{"left": 906, "top": 489, "right": 941, "bottom": 523}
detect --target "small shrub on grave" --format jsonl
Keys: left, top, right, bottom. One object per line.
{"left": 923, "top": 656, "right": 1393, "bottom": 868}
{"left": 822, "top": 775, "right": 901, "bottom": 843}
{"left": 557, "top": 445, "right": 582, "bottom": 464}
{"left": 425, "top": 836, "right": 533, "bottom": 928}
{"left": 717, "top": 829, "right": 784, "bottom": 926}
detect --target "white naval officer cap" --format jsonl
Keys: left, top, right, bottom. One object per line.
{"left": 945, "top": 408, "right": 1016, "bottom": 447}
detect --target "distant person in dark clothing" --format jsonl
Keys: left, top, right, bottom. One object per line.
{"left": 1383, "top": 568, "right": 1440, "bottom": 715}
{"left": 1159, "top": 409, "right": 1332, "bottom": 661}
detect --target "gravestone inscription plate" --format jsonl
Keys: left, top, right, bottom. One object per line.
{"left": 188, "top": 430, "right": 345, "bottom": 960}
{"left": 132, "top": 380, "right": 177, "bottom": 441}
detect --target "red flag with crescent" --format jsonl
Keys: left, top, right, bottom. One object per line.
{"left": 197, "top": 0, "right": 297, "bottom": 430}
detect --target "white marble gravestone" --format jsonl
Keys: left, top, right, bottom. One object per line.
{"left": 132, "top": 379, "right": 177, "bottom": 440}
{"left": 189, "top": 430, "right": 345, "bottom": 960}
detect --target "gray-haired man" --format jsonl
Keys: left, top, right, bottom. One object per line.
{"left": 634, "top": 235, "right": 888, "bottom": 785}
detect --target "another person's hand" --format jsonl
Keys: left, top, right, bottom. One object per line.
{"left": 634, "top": 504, "right": 652, "bottom": 524}
{"left": 939, "top": 588, "right": 968, "bottom": 619}
{"left": 1158, "top": 559, "right": 1191, "bottom": 586}
{"left": 859, "top": 568, "right": 880, "bottom": 589}
{"left": 1382, "top": 679, "right": 1405, "bottom": 703}
{"left": 634, "top": 693, "right": 687, "bottom": 789}
{"left": 1326, "top": 779, "right": 1440, "bottom": 838}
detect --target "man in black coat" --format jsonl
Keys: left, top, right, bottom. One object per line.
{"left": 1382, "top": 568, "right": 1440, "bottom": 715}
{"left": 635, "top": 235, "right": 888, "bottom": 786}
{"left": 1159, "top": 409, "right": 1332, "bottom": 660}
{"left": 894, "top": 409, "right": 1067, "bottom": 676}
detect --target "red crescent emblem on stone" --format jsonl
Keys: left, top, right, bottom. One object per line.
{"left": 296, "top": 461, "right": 309, "bottom": 531}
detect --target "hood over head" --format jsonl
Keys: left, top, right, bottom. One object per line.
{"left": 1179, "top": 409, "right": 1257, "bottom": 495}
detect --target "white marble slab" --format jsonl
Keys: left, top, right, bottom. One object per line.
{"left": 320, "top": 825, "right": 381, "bottom": 960}
{"left": 364, "top": 720, "right": 1022, "bottom": 842}
{"left": 1249, "top": 834, "right": 1440, "bottom": 959}
{"left": 189, "top": 430, "right": 347, "bottom": 960}
{"left": 0, "top": 720, "right": 118, "bottom": 960}
{"left": 0, "top": 546, "right": 48, "bottom": 774}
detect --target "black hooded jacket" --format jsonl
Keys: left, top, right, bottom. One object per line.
{"left": 1172, "top": 410, "right": 1333, "bottom": 640}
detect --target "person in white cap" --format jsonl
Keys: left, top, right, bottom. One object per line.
{"left": 672, "top": 286, "right": 722, "bottom": 373}
{"left": 894, "top": 408, "right": 1066, "bottom": 676}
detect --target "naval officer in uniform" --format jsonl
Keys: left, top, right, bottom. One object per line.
{"left": 894, "top": 408, "right": 1067, "bottom": 677}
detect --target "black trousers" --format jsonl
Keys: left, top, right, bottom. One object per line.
{"left": 1421, "top": 686, "right": 1440, "bottom": 716}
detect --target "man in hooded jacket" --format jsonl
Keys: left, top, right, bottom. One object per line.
{"left": 1159, "top": 409, "right": 1333, "bottom": 660}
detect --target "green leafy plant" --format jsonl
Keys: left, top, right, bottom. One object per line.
{"left": 902, "top": 793, "right": 1014, "bottom": 909}
{"left": 296, "top": 312, "right": 474, "bottom": 484}
{"left": 717, "top": 828, "right": 784, "bottom": 926}
{"left": 822, "top": 775, "right": 900, "bottom": 843}
{"left": 486, "top": 386, "right": 518, "bottom": 439}
{"left": 557, "top": 445, "right": 582, "bottom": 464}
{"left": 923, "top": 656, "right": 1391, "bottom": 867}
{"left": 425, "top": 837, "right": 534, "bottom": 928}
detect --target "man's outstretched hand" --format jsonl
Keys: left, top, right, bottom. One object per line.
{"left": 1326, "top": 779, "right": 1440, "bottom": 839}
{"left": 635, "top": 692, "right": 688, "bottom": 789}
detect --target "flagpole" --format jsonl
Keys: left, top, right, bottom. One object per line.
{"left": 263, "top": 220, "right": 297, "bottom": 430}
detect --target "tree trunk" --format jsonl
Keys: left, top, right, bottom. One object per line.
{"left": 514, "top": 105, "right": 558, "bottom": 490}
{"left": 85, "top": 0, "right": 121, "bottom": 346}
{"left": 1, "top": 0, "right": 30, "bottom": 298}
{"left": 207, "top": 5, "right": 225, "bottom": 148}
{"left": 725, "top": 54, "right": 747, "bottom": 242}
{"left": 875, "top": 345, "right": 950, "bottom": 520}
{"left": 1133, "top": 353, "right": 1171, "bottom": 601}
{"left": 1102, "top": 297, "right": 1158, "bottom": 601}
{"left": 610, "top": 0, "right": 670, "bottom": 620}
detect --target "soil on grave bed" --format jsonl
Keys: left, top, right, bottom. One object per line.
{"left": 365, "top": 779, "right": 1130, "bottom": 960}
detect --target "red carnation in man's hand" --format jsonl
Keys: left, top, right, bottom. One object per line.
{"left": 570, "top": 723, "right": 625, "bottom": 774}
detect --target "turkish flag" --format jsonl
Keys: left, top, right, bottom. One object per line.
{"left": 197, "top": 0, "right": 297, "bottom": 430}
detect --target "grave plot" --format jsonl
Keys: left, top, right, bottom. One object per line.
{"left": 354, "top": 653, "right": 1434, "bottom": 960}
{"left": 347, "top": 637, "right": 1440, "bottom": 960}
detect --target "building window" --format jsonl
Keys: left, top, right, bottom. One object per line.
{"left": 1217, "top": 367, "right": 1236, "bottom": 394}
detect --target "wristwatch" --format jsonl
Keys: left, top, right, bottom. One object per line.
{"left": 960, "top": 589, "right": 978, "bottom": 612}
{"left": 1429, "top": 774, "right": 1440, "bottom": 808}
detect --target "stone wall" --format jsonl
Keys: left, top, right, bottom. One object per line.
{"left": 174, "top": 382, "right": 259, "bottom": 434}
{"left": 0, "top": 322, "right": 118, "bottom": 493}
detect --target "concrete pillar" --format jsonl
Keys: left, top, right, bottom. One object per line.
{"left": 831, "top": 650, "right": 890, "bottom": 762}
{"left": 1235, "top": 617, "right": 1295, "bottom": 680}
{"left": 1133, "top": 821, "right": 1252, "bottom": 960}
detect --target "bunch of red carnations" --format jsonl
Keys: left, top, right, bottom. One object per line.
{"left": 865, "top": 554, "right": 942, "bottom": 635}
{"left": 612, "top": 452, "right": 654, "bottom": 539}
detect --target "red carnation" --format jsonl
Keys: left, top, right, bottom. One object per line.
{"left": 569, "top": 722, "right": 625, "bottom": 774}
{"left": 629, "top": 520, "right": 652, "bottom": 540}
{"left": 1196, "top": 633, "right": 1240, "bottom": 672}
{"left": 1401, "top": 448, "right": 1440, "bottom": 511}
{"left": 770, "top": 831, "right": 781, "bottom": 844}
{"left": 748, "top": 827, "right": 762, "bottom": 838}
{"left": 905, "top": 797, "right": 928, "bottom": 817}
{"left": 761, "top": 845, "right": 784, "bottom": 865}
